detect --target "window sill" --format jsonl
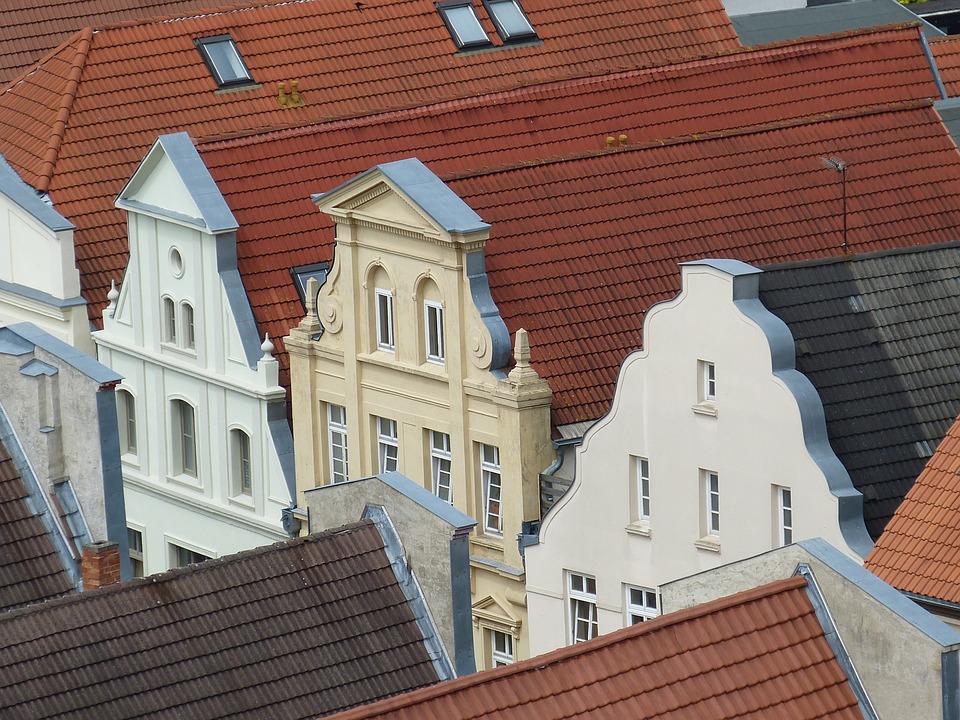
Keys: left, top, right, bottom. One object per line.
{"left": 694, "top": 536, "right": 721, "bottom": 553}
{"left": 167, "top": 473, "right": 202, "bottom": 491}
{"left": 121, "top": 453, "right": 140, "bottom": 469}
{"left": 228, "top": 493, "right": 255, "bottom": 510}
{"left": 161, "top": 342, "right": 198, "bottom": 358}
{"left": 625, "top": 522, "right": 651, "bottom": 538}
{"left": 471, "top": 534, "right": 504, "bottom": 552}
{"left": 691, "top": 402, "right": 718, "bottom": 417}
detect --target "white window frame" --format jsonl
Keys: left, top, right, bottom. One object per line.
{"left": 431, "top": 431, "right": 453, "bottom": 503}
{"left": 481, "top": 443, "right": 502, "bottom": 536}
{"left": 375, "top": 288, "right": 395, "bottom": 351}
{"left": 117, "top": 388, "right": 137, "bottom": 457}
{"left": 629, "top": 455, "right": 650, "bottom": 524}
{"left": 171, "top": 399, "right": 198, "bottom": 478}
{"left": 424, "top": 300, "right": 445, "bottom": 364}
{"left": 169, "top": 541, "right": 212, "bottom": 568}
{"left": 704, "top": 470, "right": 720, "bottom": 537}
{"left": 701, "top": 360, "right": 717, "bottom": 402}
{"left": 328, "top": 404, "right": 349, "bottom": 484}
{"left": 377, "top": 417, "right": 399, "bottom": 473}
{"left": 624, "top": 585, "right": 658, "bottom": 625}
{"left": 127, "top": 526, "right": 144, "bottom": 578}
{"left": 162, "top": 296, "right": 177, "bottom": 345}
{"left": 777, "top": 485, "right": 793, "bottom": 546}
{"left": 181, "top": 301, "right": 196, "bottom": 350}
{"left": 231, "top": 428, "right": 253, "bottom": 497}
{"left": 568, "top": 571, "right": 598, "bottom": 644}
{"left": 490, "top": 629, "right": 514, "bottom": 666}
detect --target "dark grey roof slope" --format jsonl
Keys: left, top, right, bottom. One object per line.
{"left": 0, "top": 438, "right": 73, "bottom": 612}
{"left": 758, "top": 243, "right": 960, "bottom": 540}
{"left": 733, "top": 0, "right": 944, "bottom": 46}
{"left": 0, "top": 520, "right": 445, "bottom": 719}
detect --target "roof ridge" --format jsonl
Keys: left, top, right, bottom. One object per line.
{"left": 747, "top": 19, "right": 923, "bottom": 52}
{"left": 437, "top": 98, "right": 936, "bottom": 184}
{"left": 329, "top": 576, "right": 810, "bottom": 719}
{"left": 761, "top": 239, "right": 960, "bottom": 272}
{"left": 35, "top": 26, "right": 92, "bottom": 193}
{"left": 83, "top": 0, "right": 299, "bottom": 33}
{"left": 0, "top": 519, "right": 376, "bottom": 625}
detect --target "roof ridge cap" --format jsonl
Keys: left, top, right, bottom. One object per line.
{"left": 747, "top": 20, "right": 923, "bottom": 51}
{"left": 35, "top": 26, "right": 92, "bottom": 193}
{"left": 85, "top": 0, "right": 296, "bottom": 33}
{"left": 329, "top": 576, "right": 809, "bottom": 719}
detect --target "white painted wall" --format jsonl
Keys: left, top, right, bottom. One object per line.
{"left": 722, "top": 0, "right": 805, "bottom": 16}
{"left": 525, "top": 260, "right": 869, "bottom": 656}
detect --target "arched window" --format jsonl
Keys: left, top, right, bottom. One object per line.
{"left": 230, "top": 428, "right": 252, "bottom": 496}
{"left": 162, "top": 297, "right": 177, "bottom": 344}
{"left": 117, "top": 388, "right": 137, "bottom": 457}
{"left": 418, "top": 278, "right": 445, "bottom": 365}
{"left": 171, "top": 399, "right": 197, "bottom": 477}
{"left": 181, "top": 302, "right": 196, "bottom": 350}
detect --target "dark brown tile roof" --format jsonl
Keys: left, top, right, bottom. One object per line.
{"left": 324, "top": 576, "right": 865, "bottom": 720}
{"left": 196, "top": 25, "right": 947, "bottom": 417}
{"left": 865, "top": 412, "right": 960, "bottom": 603}
{"left": 0, "top": 0, "right": 739, "bottom": 328}
{"left": 0, "top": 437, "right": 74, "bottom": 612}
{"left": 0, "top": 520, "right": 444, "bottom": 719}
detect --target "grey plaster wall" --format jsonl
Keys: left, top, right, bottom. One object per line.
{"left": 662, "top": 542, "right": 960, "bottom": 720}
{"left": 305, "top": 477, "right": 471, "bottom": 665}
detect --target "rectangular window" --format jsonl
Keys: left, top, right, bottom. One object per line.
{"left": 172, "top": 400, "right": 197, "bottom": 477}
{"left": 328, "top": 404, "right": 349, "bottom": 483}
{"left": 118, "top": 389, "right": 137, "bottom": 456}
{"left": 232, "top": 429, "right": 252, "bottom": 496}
{"left": 629, "top": 455, "right": 650, "bottom": 524}
{"left": 171, "top": 543, "right": 211, "bottom": 568}
{"left": 625, "top": 585, "right": 658, "bottom": 625}
{"left": 491, "top": 630, "right": 514, "bottom": 666}
{"left": 437, "top": 1, "right": 491, "bottom": 49}
{"left": 482, "top": 0, "right": 537, "bottom": 42}
{"left": 431, "top": 431, "right": 453, "bottom": 503}
{"left": 425, "top": 301, "right": 445, "bottom": 363}
{"left": 777, "top": 485, "right": 793, "bottom": 546}
{"left": 704, "top": 470, "right": 720, "bottom": 536}
{"left": 163, "top": 297, "right": 177, "bottom": 344}
{"left": 183, "top": 303, "right": 195, "bottom": 350}
{"left": 375, "top": 289, "right": 394, "bottom": 350}
{"left": 481, "top": 443, "right": 502, "bottom": 535}
{"left": 128, "top": 527, "right": 144, "bottom": 578}
{"left": 568, "top": 572, "right": 598, "bottom": 644}
{"left": 377, "top": 416, "right": 399, "bottom": 473}
{"left": 195, "top": 35, "right": 254, "bottom": 87}
{"left": 700, "top": 360, "right": 717, "bottom": 402}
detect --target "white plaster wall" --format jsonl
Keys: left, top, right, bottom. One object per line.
{"left": 0, "top": 194, "right": 79, "bottom": 299}
{"left": 526, "top": 263, "right": 863, "bottom": 656}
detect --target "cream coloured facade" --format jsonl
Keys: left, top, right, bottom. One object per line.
{"left": 286, "top": 158, "right": 554, "bottom": 667}
{"left": 95, "top": 133, "right": 295, "bottom": 575}
{"left": 524, "top": 259, "right": 873, "bottom": 656}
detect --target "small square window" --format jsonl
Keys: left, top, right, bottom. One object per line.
{"left": 195, "top": 35, "right": 254, "bottom": 87}
{"left": 482, "top": 0, "right": 537, "bottom": 42}
{"left": 625, "top": 585, "right": 658, "bottom": 625}
{"left": 437, "top": 1, "right": 492, "bottom": 49}
{"left": 491, "top": 630, "right": 514, "bottom": 666}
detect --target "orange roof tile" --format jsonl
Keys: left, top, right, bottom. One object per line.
{"left": 930, "top": 34, "right": 960, "bottom": 96}
{"left": 196, "top": 25, "right": 946, "bottom": 406}
{"left": 865, "top": 413, "right": 960, "bottom": 603}
{"left": 0, "top": 0, "right": 739, "bottom": 328}
{"left": 323, "top": 576, "right": 865, "bottom": 720}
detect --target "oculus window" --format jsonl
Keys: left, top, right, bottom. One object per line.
{"left": 195, "top": 35, "right": 254, "bottom": 87}
{"left": 483, "top": 0, "right": 536, "bottom": 42}
{"left": 437, "top": 1, "right": 491, "bottom": 49}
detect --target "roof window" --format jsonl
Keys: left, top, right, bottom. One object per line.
{"left": 195, "top": 35, "right": 254, "bottom": 88}
{"left": 437, "top": 1, "right": 492, "bottom": 49}
{"left": 290, "top": 262, "right": 329, "bottom": 309}
{"left": 483, "top": 0, "right": 536, "bottom": 42}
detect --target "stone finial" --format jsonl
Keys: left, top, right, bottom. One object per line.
{"left": 106, "top": 280, "right": 119, "bottom": 318}
{"left": 261, "top": 333, "right": 275, "bottom": 360}
{"left": 297, "top": 276, "right": 322, "bottom": 335}
{"left": 507, "top": 328, "right": 541, "bottom": 384}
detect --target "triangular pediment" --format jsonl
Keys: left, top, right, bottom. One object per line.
{"left": 472, "top": 593, "right": 521, "bottom": 628}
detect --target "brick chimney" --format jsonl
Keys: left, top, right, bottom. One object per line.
{"left": 81, "top": 541, "right": 121, "bottom": 590}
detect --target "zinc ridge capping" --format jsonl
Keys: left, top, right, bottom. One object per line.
{"left": 759, "top": 240, "right": 960, "bottom": 274}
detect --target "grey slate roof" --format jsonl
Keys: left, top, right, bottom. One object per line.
{"left": 732, "top": 0, "right": 944, "bottom": 46}
{"left": 0, "top": 438, "right": 73, "bottom": 612}
{"left": 757, "top": 243, "right": 960, "bottom": 540}
{"left": 0, "top": 520, "right": 445, "bottom": 719}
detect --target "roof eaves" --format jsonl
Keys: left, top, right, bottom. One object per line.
{"left": 0, "top": 153, "right": 72, "bottom": 231}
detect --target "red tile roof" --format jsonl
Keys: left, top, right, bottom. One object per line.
{"left": 929, "top": 34, "right": 960, "bottom": 96}
{"left": 0, "top": 1, "right": 228, "bottom": 88}
{"left": 196, "top": 25, "right": 945, "bottom": 405}
{"left": 324, "top": 576, "right": 865, "bottom": 720}
{"left": 865, "top": 413, "right": 960, "bottom": 603}
{"left": 0, "top": 0, "right": 739, "bottom": 328}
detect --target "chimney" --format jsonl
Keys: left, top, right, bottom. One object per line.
{"left": 81, "top": 541, "right": 121, "bottom": 590}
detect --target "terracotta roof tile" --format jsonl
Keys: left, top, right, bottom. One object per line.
{"left": 866, "top": 413, "right": 960, "bottom": 603}
{"left": 0, "top": 439, "right": 74, "bottom": 612}
{"left": 930, "top": 34, "right": 960, "bottom": 96}
{"left": 323, "top": 576, "right": 864, "bottom": 720}
{"left": 195, "top": 26, "right": 945, "bottom": 406}
{"left": 0, "top": 520, "right": 443, "bottom": 718}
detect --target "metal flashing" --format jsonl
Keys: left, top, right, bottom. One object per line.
{"left": 375, "top": 470, "right": 476, "bottom": 531}
{"left": 19, "top": 359, "right": 57, "bottom": 377}
{"left": 96, "top": 387, "right": 131, "bottom": 580}
{"left": 0, "top": 153, "right": 73, "bottom": 232}
{"left": 5, "top": 322, "right": 120, "bottom": 385}
{"left": 465, "top": 251, "right": 511, "bottom": 371}
{"left": 215, "top": 233, "right": 262, "bottom": 369}
{"left": 267, "top": 401, "right": 297, "bottom": 510}
{"left": 0, "top": 277, "right": 85, "bottom": 309}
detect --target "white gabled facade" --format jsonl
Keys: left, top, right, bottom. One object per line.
{"left": 95, "top": 133, "right": 295, "bottom": 575}
{"left": 524, "top": 259, "right": 873, "bottom": 657}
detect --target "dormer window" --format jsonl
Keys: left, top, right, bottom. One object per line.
{"left": 437, "top": 1, "right": 491, "bottom": 49}
{"left": 482, "top": 0, "right": 536, "bottom": 42}
{"left": 195, "top": 35, "right": 254, "bottom": 88}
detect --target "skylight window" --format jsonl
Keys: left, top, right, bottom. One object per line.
{"left": 483, "top": 0, "right": 536, "bottom": 42}
{"left": 437, "top": 1, "right": 491, "bottom": 49}
{"left": 195, "top": 35, "right": 254, "bottom": 88}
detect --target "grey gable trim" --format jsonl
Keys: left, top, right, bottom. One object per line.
{"left": 945, "top": 649, "right": 960, "bottom": 720}
{"left": 216, "top": 232, "right": 262, "bottom": 369}
{"left": 0, "top": 153, "right": 72, "bottom": 232}
{"left": 0, "top": 402, "right": 80, "bottom": 589}
{"left": 364, "top": 505, "right": 457, "bottom": 680}
{"left": 313, "top": 158, "right": 490, "bottom": 235}
{"left": 115, "top": 198, "right": 208, "bottom": 230}
{"left": 96, "top": 387, "right": 131, "bottom": 580}
{"left": 376, "top": 470, "right": 476, "bottom": 531}
{"left": 0, "top": 278, "right": 85, "bottom": 309}
{"left": 795, "top": 564, "right": 880, "bottom": 720}
{"left": 732, "top": 287, "right": 874, "bottom": 559}
{"left": 466, "top": 251, "right": 511, "bottom": 371}
{"left": 157, "top": 133, "right": 237, "bottom": 233}
{"left": 267, "top": 401, "right": 296, "bottom": 509}
{"left": 6, "top": 323, "right": 121, "bottom": 386}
